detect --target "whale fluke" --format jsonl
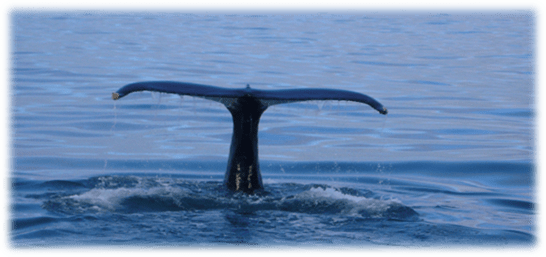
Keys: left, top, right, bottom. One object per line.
{"left": 113, "top": 81, "right": 387, "bottom": 193}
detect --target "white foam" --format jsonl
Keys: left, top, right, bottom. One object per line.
{"left": 304, "top": 187, "right": 364, "bottom": 202}
{"left": 296, "top": 187, "right": 402, "bottom": 217}
{"left": 68, "top": 186, "right": 188, "bottom": 211}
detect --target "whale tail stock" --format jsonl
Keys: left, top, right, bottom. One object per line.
{"left": 112, "top": 81, "right": 387, "bottom": 193}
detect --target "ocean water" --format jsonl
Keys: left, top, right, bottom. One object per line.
{"left": 10, "top": 12, "right": 534, "bottom": 247}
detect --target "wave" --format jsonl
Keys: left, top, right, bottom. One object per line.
{"left": 39, "top": 175, "right": 418, "bottom": 221}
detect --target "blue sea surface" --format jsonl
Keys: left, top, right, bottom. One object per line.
{"left": 11, "top": 12, "right": 534, "bottom": 247}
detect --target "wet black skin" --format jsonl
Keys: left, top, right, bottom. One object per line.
{"left": 223, "top": 95, "right": 266, "bottom": 192}
{"left": 113, "top": 81, "right": 387, "bottom": 194}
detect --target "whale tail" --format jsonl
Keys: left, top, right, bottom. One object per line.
{"left": 113, "top": 81, "right": 387, "bottom": 193}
